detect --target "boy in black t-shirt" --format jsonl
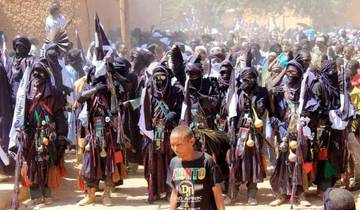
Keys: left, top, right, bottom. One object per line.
{"left": 167, "top": 125, "right": 225, "bottom": 210}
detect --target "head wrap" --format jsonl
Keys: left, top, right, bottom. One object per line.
{"left": 320, "top": 60, "right": 338, "bottom": 84}
{"left": 240, "top": 66, "right": 258, "bottom": 80}
{"left": 27, "top": 58, "right": 54, "bottom": 99}
{"left": 131, "top": 48, "right": 154, "bottom": 70}
{"left": 185, "top": 62, "right": 202, "bottom": 75}
{"left": 319, "top": 60, "right": 339, "bottom": 104}
{"left": 220, "top": 60, "right": 233, "bottom": 72}
{"left": 67, "top": 49, "right": 82, "bottom": 64}
{"left": 218, "top": 60, "right": 233, "bottom": 88}
{"left": 286, "top": 57, "right": 305, "bottom": 74}
{"left": 112, "top": 56, "right": 131, "bottom": 74}
{"left": 31, "top": 59, "right": 51, "bottom": 77}
{"left": 185, "top": 54, "right": 203, "bottom": 74}
{"left": 12, "top": 35, "right": 31, "bottom": 54}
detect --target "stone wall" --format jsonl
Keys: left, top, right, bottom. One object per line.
{"left": 0, "top": 0, "right": 82, "bottom": 47}
{"left": 0, "top": 0, "right": 162, "bottom": 49}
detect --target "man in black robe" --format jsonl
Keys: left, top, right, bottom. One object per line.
{"left": 140, "top": 63, "right": 183, "bottom": 203}
{"left": 110, "top": 57, "right": 142, "bottom": 170}
{"left": 216, "top": 60, "right": 233, "bottom": 132}
{"left": 18, "top": 59, "right": 68, "bottom": 206}
{"left": 77, "top": 66, "right": 126, "bottom": 206}
{"left": 181, "top": 57, "right": 229, "bottom": 192}
{"left": 269, "top": 57, "right": 313, "bottom": 207}
{"left": 312, "top": 60, "right": 344, "bottom": 194}
{"left": 182, "top": 57, "right": 220, "bottom": 130}
{"left": 227, "top": 67, "right": 272, "bottom": 205}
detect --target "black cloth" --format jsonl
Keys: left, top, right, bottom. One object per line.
{"left": 0, "top": 62, "right": 14, "bottom": 174}
{"left": 122, "top": 72, "right": 143, "bottom": 164}
{"left": 189, "top": 77, "right": 221, "bottom": 129}
{"left": 0, "top": 62, "right": 12, "bottom": 149}
{"left": 142, "top": 77, "right": 183, "bottom": 200}
{"left": 13, "top": 36, "right": 31, "bottom": 54}
{"left": 315, "top": 60, "right": 339, "bottom": 112}
{"left": 167, "top": 153, "right": 223, "bottom": 210}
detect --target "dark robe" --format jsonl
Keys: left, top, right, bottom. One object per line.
{"left": 312, "top": 78, "right": 344, "bottom": 191}
{"left": 122, "top": 72, "right": 143, "bottom": 164}
{"left": 232, "top": 86, "right": 271, "bottom": 183}
{"left": 21, "top": 84, "right": 67, "bottom": 197}
{"left": 0, "top": 62, "right": 14, "bottom": 174}
{"left": 80, "top": 87, "right": 126, "bottom": 184}
{"left": 143, "top": 82, "right": 183, "bottom": 201}
{"left": 189, "top": 77, "right": 221, "bottom": 130}
{"left": 217, "top": 81, "right": 230, "bottom": 132}
{"left": 270, "top": 71, "right": 318, "bottom": 196}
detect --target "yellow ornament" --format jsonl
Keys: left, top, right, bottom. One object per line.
{"left": 246, "top": 135, "right": 255, "bottom": 147}
{"left": 289, "top": 140, "right": 298, "bottom": 150}
{"left": 43, "top": 137, "right": 49, "bottom": 146}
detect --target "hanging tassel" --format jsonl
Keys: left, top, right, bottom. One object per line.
{"left": 77, "top": 173, "right": 85, "bottom": 191}
{"left": 112, "top": 163, "right": 121, "bottom": 183}
{"left": 48, "top": 166, "right": 61, "bottom": 188}
{"left": 260, "top": 154, "right": 267, "bottom": 171}
{"left": 303, "top": 162, "right": 313, "bottom": 175}
{"left": 120, "top": 163, "right": 128, "bottom": 179}
{"left": 21, "top": 177, "right": 32, "bottom": 187}
{"left": 324, "top": 161, "right": 336, "bottom": 179}
{"left": 59, "top": 164, "right": 66, "bottom": 177}
{"left": 114, "top": 151, "right": 123, "bottom": 164}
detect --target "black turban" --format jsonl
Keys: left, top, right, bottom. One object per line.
{"left": 286, "top": 57, "right": 305, "bottom": 74}
{"left": 67, "top": 49, "right": 82, "bottom": 64}
{"left": 240, "top": 66, "right": 258, "bottom": 79}
{"left": 13, "top": 35, "right": 31, "bottom": 54}
{"left": 113, "top": 56, "right": 131, "bottom": 74}
{"left": 185, "top": 62, "right": 203, "bottom": 74}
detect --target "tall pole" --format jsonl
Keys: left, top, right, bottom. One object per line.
{"left": 119, "top": 0, "right": 130, "bottom": 48}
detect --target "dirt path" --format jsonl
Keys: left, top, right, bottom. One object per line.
{"left": 15, "top": 153, "right": 360, "bottom": 210}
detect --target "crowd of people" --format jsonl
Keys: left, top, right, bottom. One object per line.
{"left": 0, "top": 2, "right": 359, "bottom": 210}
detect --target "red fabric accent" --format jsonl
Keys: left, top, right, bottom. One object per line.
{"left": 59, "top": 164, "right": 66, "bottom": 177}
{"left": 77, "top": 173, "right": 85, "bottom": 191}
{"left": 303, "top": 162, "right": 313, "bottom": 174}
{"left": 21, "top": 177, "right": 32, "bottom": 187}
{"left": 318, "top": 148, "right": 329, "bottom": 160}
{"left": 28, "top": 101, "right": 39, "bottom": 115}
{"left": 114, "top": 151, "right": 123, "bottom": 164}
{"left": 40, "top": 100, "right": 54, "bottom": 115}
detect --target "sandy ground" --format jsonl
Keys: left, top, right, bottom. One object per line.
{"left": 2, "top": 153, "right": 358, "bottom": 210}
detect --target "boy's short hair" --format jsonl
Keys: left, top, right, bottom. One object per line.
{"left": 170, "top": 125, "right": 194, "bottom": 141}
{"left": 324, "top": 188, "right": 355, "bottom": 210}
